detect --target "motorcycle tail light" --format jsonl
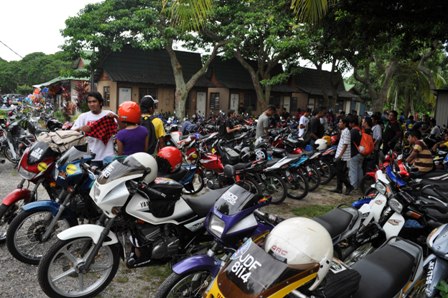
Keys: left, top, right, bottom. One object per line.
{"left": 406, "top": 210, "right": 422, "bottom": 219}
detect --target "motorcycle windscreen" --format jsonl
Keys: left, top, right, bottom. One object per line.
{"left": 96, "top": 159, "right": 145, "bottom": 185}
{"left": 214, "top": 184, "right": 258, "bottom": 215}
{"left": 206, "top": 239, "right": 319, "bottom": 298}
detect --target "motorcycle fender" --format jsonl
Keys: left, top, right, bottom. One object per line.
{"left": 2, "top": 188, "right": 31, "bottom": 206}
{"left": 57, "top": 224, "right": 118, "bottom": 246}
{"left": 173, "top": 254, "right": 222, "bottom": 277}
{"left": 425, "top": 257, "right": 448, "bottom": 298}
{"left": 21, "top": 200, "right": 60, "bottom": 215}
{"left": 382, "top": 213, "right": 405, "bottom": 240}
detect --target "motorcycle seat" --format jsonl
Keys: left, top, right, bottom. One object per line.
{"left": 419, "top": 178, "right": 448, "bottom": 192}
{"left": 266, "top": 159, "right": 279, "bottom": 167}
{"left": 159, "top": 167, "right": 188, "bottom": 182}
{"left": 352, "top": 240, "right": 421, "bottom": 298}
{"left": 313, "top": 207, "right": 358, "bottom": 241}
{"left": 232, "top": 162, "right": 252, "bottom": 171}
{"left": 287, "top": 153, "right": 302, "bottom": 162}
{"left": 183, "top": 186, "right": 230, "bottom": 217}
{"left": 420, "top": 170, "right": 448, "bottom": 179}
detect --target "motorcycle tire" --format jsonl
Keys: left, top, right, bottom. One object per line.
{"left": 155, "top": 269, "right": 214, "bottom": 298}
{"left": 38, "top": 237, "right": 120, "bottom": 298}
{"left": 318, "top": 159, "right": 335, "bottom": 185}
{"left": 287, "top": 172, "right": 309, "bottom": 200}
{"left": 6, "top": 209, "right": 77, "bottom": 265}
{"left": 360, "top": 175, "right": 376, "bottom": 195}
{"left": 0, "top": 203, "right": 16, "bottom": 243}
{"left": 261, "top": 173, "right": 287, "bottom": 204}
{"left": 236, "top": 176, "right": 262, "bottom": 195}
{"left": 302, "top": 165, "right": 321, "bottom": 192}
{"left": 3, "top": 147, "right": 18, "bottom": 164}
{"left": 182, "top": 172, "right": 205, "bottom": 195}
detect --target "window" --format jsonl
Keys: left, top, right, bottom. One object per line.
{"left": 210, "top": 92, "right": 220, "bottom": 111}
{"left": 103, "top": 86, "right": 110, "bottom": 106}
{"left": 307, "top": 98, "right": 315, "bottom": 111}
{"left": 269, "top": 95, "right": 281, "bottom": 108}
{"left": 244, "top": 93, "right": 257, "bottom": 114}
{"left": 139, "top": 88, "right": 157, "bottom": 101}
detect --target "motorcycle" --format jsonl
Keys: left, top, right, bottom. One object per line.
{"left": 6, "top": 145, "right": 99, "bottom": 264}
{"left": 0, "top": 141, "right": 61, "bottom": 243}
{"left": 203, "top": 217, "right": 423, "bottom": 298}
{"left": 37, "top": 152, "right": 228, "bottom": 298}
{"left": 156, "top": 184, "right": 280, "bottom": 297}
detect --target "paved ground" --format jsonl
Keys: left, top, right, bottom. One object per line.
{"left": 0, "top": 159, "right": 359, "bottom": 297}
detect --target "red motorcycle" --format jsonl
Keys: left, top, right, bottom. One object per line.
{"left": 360, "top": 150, "right": 398, "bottom": 195}
{"left": 0, "top": 141, "right": 61, "bottom": 242}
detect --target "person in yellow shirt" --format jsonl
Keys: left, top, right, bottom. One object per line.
{"left": 431, "top": 132, "right": 448, "bottom": 152}
{"left": 140, "top": 95, "right": 166, "bottom": 154}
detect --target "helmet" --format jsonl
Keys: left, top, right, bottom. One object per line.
{"left": 315, "top": 139, "right": 328, "bottom": 151}
{"left": 118, "top": 101, "right": 141, "bottom": 124}
{"left": 156, "top": 146, "right": 182, "bottom": 173}
{"left": 264, "top": 217, "right": 333, "bottom": 291}
{"left": 125, "top": 152, "right": 158, "bottom": 184}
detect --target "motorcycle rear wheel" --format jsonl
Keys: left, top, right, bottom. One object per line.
{"left": 7, "top": 209, "right": 77, "bottom": 264}
{"left": 0, "top": 204, "right": 16, "bottom": 243}
{"left": 360, "top": 175, "right": 376, "bottom": 195}
{"left": 318, "top": 159, "right": 334, "bottom": 185}
{"left": 287, "top": 173, "right": 309, "bottom": 200}
{"left": 236, "top": 176, "right": 262, "bottom": 194}
{"left": 155, "top": 270, "right": 213, "bottom": 298}
{"left": 261, "top": 173, "right": 287, "bottom": 204}
{"left": 38, "top": 237, "right": 120, "bottom": 298}
{"left": 3, "top": 147, "right": 18, "bottom": 164}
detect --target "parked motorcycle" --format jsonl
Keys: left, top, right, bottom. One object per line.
{"left": 37, "top": 152, "right": 228, "bottom": 298}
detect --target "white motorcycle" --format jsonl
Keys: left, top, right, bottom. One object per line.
{"left": 37, "top": 152, "right": 227, "bottom": 298}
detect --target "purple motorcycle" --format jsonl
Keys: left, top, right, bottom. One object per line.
{"left": 155, "top": 184, "right": 280, "bottom": 298}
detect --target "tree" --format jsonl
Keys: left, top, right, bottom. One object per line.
{"left": 62, "top": 0, "right": 225, "bottom": 117}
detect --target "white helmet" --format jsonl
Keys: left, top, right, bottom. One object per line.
{"left": 264, "top": 217, "right": 333, "bottom": 290}
{"left": 315, "top": 138, "right": 328, "bottom": 151}
{"left": 124, "top": 152, "right": 158, "bottom": 184}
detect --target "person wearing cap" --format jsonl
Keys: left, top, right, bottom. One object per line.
{"left": 140, "top": 95, "right": 166, "bottom": 153}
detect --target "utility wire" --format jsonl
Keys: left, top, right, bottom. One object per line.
{"left": 0, "top": 40, "right": 23, "bottom": 59}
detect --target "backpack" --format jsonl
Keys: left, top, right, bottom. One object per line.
{"left": 37, "top": 130, "right": 86, "bottom": 153}
{"left": 353, "top": 127, "right": 374, "bottom": 156}
{"left": 141, "top": 115, "right": 157, "bottom": 154}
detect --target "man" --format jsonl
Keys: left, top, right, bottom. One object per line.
{"left": 140, "top": 95, "right": 165, "bottom": 154}
{"left": 72, "top": 91, "right": 117, "bottom": 166}
{"left": 406, "top": 129, "right": 434, "bottom": 175}
{"left": 332, "top": 117, "right": 352, "bottom": 194}
{"left": 309, "top": 107, "right": 326, "bottom": 145}
{"left": 348, "top": 116, "right": 363, "bottom": 192}
{"left": 224, "top": 110, "right": 242, "bottom": 140}
{"left": 256, "top": 105, "right": 276, "bottom": 140}
{"left": 298, "top": 108, "right": 311, "bottom": 139}
{"left": 382, "top": 110, "right": 402, "bottom": 155}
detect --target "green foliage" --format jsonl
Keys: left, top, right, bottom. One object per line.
{"left": 292, "top": 205, "right": 334, "bottom": 218}
{"left": 437, "top": 280, "right": 448, "bottom": 297}
{"left": 53, "top": 111, "right": 66, "bottom": 123}
{"left": 15, "top": 84, "right": 33, "bottom": 95}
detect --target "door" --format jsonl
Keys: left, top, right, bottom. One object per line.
{"left": 196, "top": 92, "right": 206, "bottom": 116}
{"left": 118, "top": 88, "right": 132, "bottom": 106}
{"left": 283, "top": 97, "right": 290, "bottom": 112}
{"left": 230, "top": 93, "right": 239, "bottom": 113}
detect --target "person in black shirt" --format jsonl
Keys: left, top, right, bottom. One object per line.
{"left": 224, "top": 110, "right": 242, "bottom": 140}
{"left": 382, "top": 110, "right": 403, "bottom": 154}
{"left": 309, "top": 107, "right": 326, "bottom": 145}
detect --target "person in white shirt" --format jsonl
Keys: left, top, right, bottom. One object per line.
{"left": 332, "top": 117, "right": 353, "bottom": 195}
{"left": 298, "top": 108, "right": 311, "bottom": 138}
{"left": 72, "top": 91, "right": 117, "bottom": 166}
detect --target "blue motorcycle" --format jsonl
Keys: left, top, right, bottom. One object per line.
{"left": 6, "top": 145, "right": 100, "bottom": 265}
{"left": 155, "top": 184, "right": 280, "bottom": 298}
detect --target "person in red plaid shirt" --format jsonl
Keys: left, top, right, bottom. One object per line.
{"left": 72, "top": 91, "right": 117, "bottom": 166}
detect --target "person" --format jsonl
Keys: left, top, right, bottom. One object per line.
{"left": 406, "top": 129, "right": 434, "bottom": 175}
{"left": 405, "top": 115, "right": 415, "bottom": 131}
{"left": 72, "top": 91, "right": 117, "bottom": 166}
{"left": 256, "top": 105, "right": 276, "bottom": 140}
{"left": 432, "top": 131, "right": 448, "bottom": 152}
{"left": 140, "top": 95, "right": 165, "bottom": 154}
{"left": 116, "top": 101, "right": 148, "bottom": 156}
{"left": 298, "top": 108, "right": 311, "bottom": 139}
{"left": 347, "top": 116, "right": 362, "bottom": 193}
{"left": 224, "top": 110, "right": 242, "bottom": 140}
{"left": 371, "top": 114, "right": 382, "bottom": 162}
{"left": 280, "top": 107, "right": 290, "bottom": 119}
{"left": 309, "top": 107, "right": 326, "bottom": 145}
{"left": 331, "top": 117, "right": 352, "bottom": 195}
{"left": 429, "top": 118, "right": 441, "bottom": 138}
{"left": 382, "top": 110, "right": 402, "bottom": 155}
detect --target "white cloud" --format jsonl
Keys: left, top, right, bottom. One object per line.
{"left": 0, "top": 0, "right": 103, "bottom": 61}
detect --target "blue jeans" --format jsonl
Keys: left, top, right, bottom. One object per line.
{"left": 348, "top": 154, "right": 364, "bottom": 188}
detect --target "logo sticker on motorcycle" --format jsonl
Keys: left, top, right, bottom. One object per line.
{"left": 102, "top": 164, "right": 115, "bottom": 179}
{"left": 38, "top": 162, "right": 48, "bottom": 172}
{"left": 387, "top": 218, "right": 401, "bottom": 226}
{"left": 65, "top": 164, "right": 78, "bottom": 175}
{"left": 222, "top": 191, "right": 238, "bottom": 205}
{"left": 30, "top": 147, "right": 43, "bottom": 159}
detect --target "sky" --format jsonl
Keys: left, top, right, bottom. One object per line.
{"left": 0, "top": 0, "right": 103, "bottom": 62}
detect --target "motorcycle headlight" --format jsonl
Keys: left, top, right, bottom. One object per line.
{"left": 208, "top": 214, "right": 225, "bottom": 238}
{"left": 375, "top": 182, "right": 387, "bottom": 195}
{"left": 388, "top": 198, "right": 403, "bottom": 214}
{"left": 18, "top": 166, "right": 37, "bottom": 180}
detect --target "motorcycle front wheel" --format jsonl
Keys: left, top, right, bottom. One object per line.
{"left": 261, "top": 173, "right": 287, "bottom": 204}
{"left": 0, "top": 203, "right": 18, "bottom": 243}
{"left": 38, "top": 237, "right": 120, "bottom": 298}
{"left": 6, "top": 209, "right": 77, "bottom": 264}
{"left": 287, "top": 172, "right": 309, "bottom": 200}
{"left": 155, "top": 270, "right": 214, "bottom": 298}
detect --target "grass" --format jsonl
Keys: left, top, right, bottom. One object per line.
{"left": 291, "top": 204, "right": 336, "bottom": 218}
{"left": 139, "top": 264, "right": 171, "bottom": 283}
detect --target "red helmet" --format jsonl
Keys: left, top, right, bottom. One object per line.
{"left": 156, "top": 146, "right": 182, "bottom": 173}
{"left": 118, "top": 101, "right": 141, "bottom": 124}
